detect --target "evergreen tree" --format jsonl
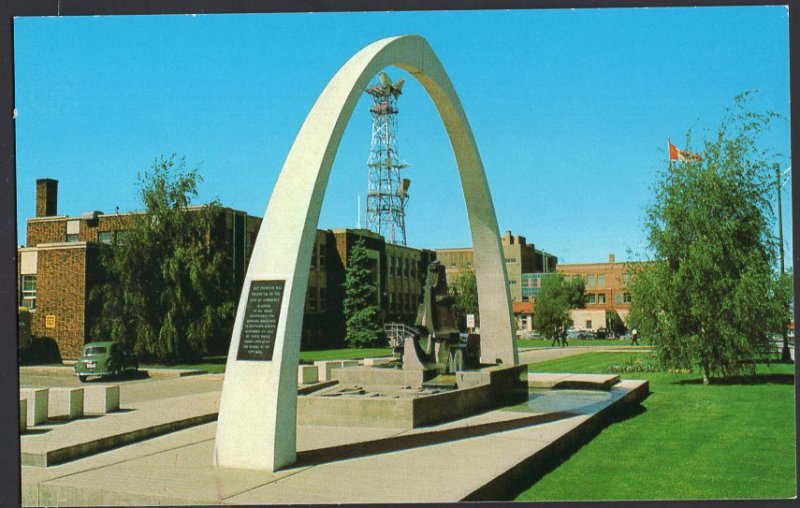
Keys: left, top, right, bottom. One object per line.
{"left": 628, "top": 93, "right": 790, "bottom": 383}
{"left": 342, "top": 238, "right": 382, "bottom": 347}
{"left": 90, "top": 155, "right": 235, "bottom": 362}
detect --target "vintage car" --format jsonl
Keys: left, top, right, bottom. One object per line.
{"left": 74, "top": 341, "right": 138, "bottom": 382}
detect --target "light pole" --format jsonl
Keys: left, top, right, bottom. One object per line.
{"left": 775, "top": 164, "right": 792, "bottom": 361}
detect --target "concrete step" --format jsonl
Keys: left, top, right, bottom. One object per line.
{"left": 21, "top": 391, "right": 219, "bottom": 467}
{"left": 527, "top": 372, "right": 621, "bottom": 390}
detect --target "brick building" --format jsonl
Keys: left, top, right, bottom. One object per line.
{"left": 436, "top": 230, "right": 557, "bottom": 302}
{"left": 18, "top": 179, "right": 436, "bottom": 357}
{"left": 558, "top": 254, "right": 637, "bottom": 331}
{"left": 301, "top": 228, "right": 436, "bottom": 348}
{"left": 18, "top": 179, "right": 261, "bottom": 359}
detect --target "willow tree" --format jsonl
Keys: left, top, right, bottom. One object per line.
{"left": 90, "top": 155, "right": 235, "bottom": 362}
{"left": 628, "top": 93, "right": 789, "bottom": 383}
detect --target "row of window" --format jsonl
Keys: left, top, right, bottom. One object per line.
{"left": 389, "top": 256, "right": 418, "bottom": 279}
{"left": 585, "top": 292, "right": 632, "bottom": 304}
{"left": 62, "top": 230, "right": 131, "bottom": 244}
{"left": 310, "top": 246, "right": 327, "bottom": 269}
{"left": 97, "top": 231, "right": 129, "bottom": 245}
{"left": 447, "top": 260, "right": 472, "bottom": 269}
{"left": 389, "top": 292, "right": 419, "bottom": 314}
{"left": 585, "top": 274, "right": 605, "bottom": 289}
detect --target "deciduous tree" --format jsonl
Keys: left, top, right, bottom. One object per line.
{"left": 90, "top": 155, "right": 235, "bottom": 362}
{"left": 628, "top": 93, "right": 789, "bottom": 383}
{"left": 451, "top": 270, "right": 479, "bottom": 331}
{"left": 533, "top": 273, "right": 585, "bottom": 344}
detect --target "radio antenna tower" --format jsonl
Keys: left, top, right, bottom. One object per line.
{"left": 365, "top": 71, "right": 411, "bottom": 246}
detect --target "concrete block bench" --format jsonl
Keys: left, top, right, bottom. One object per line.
{"left": 314, "top": 360, "right": 359, "bottom": 382}
{"left": 84, "top": 385, "right": 120, "bottom": 414}
{"left": 19, "top": 399, "right": 27, "bottom": 433}
{"left": 20, "top": 388, "right": 48, "bottom": 427}
{"left": 297, "top": 365, "right": 319, "bottom": 385}
{"left": 48, "top": 387, "right": 84, "bottom": 420}
{"left": 363, "top": 357, "right": 393, "bottom": 366}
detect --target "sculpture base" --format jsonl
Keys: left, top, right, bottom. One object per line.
{"left": 297, "top": 363, "right": 528, "bottom": 429}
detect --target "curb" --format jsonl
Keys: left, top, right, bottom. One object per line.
{"left": 20, "top": 365, "right": 208, "bottom": 378}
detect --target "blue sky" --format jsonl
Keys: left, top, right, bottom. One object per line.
{"left": 13, "top": 7, "right": 792, "bottom": 265}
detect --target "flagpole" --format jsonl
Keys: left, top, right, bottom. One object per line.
{"left": 668, "top": 137, "right": 673, "bottom": 171}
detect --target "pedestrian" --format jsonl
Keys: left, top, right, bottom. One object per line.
{"left": 551, "top": 334, "right": 560, "bottom": 347}
{"left": 631, "top": 328, "right": 639, "bottom": 345}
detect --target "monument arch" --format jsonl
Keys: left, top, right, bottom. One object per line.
{"left": 215, "top": 35, "right": 517, "bottom": 472}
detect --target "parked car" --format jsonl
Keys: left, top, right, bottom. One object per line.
{"left": 74, "top": 341, "right": 138, "bottom": 382}
{"left": 595, "top": 328, "right": 609, "bottom": 340}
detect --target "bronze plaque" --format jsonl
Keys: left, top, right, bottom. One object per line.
{"left": 236, "top": 280, "right": 285, "bottom": 361}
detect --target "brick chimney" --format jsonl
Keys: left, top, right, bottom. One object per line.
{"left": 36, "top": 179, "right": 58, "bottom": 217}
{"left": 609, "top": 253, "right": 616, "bottom": 264}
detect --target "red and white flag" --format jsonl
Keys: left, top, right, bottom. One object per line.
{"left": 668, "top": 138, "right": 702, "bottom": 162}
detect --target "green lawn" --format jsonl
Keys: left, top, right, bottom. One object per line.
{"left": 518, "top": 339, "right": 641, "bottom": 348}
{"left": 516, "top": 352, "right": 796, "bottom": 501}
{"left": 140, "top": 355, "right": 227, "bottom": 374}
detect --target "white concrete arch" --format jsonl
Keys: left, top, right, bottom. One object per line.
{"left": 215, "top": 35, "right": 517, "bottom": 472}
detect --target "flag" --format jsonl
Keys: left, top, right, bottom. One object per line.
{"left": 668, "top": 138, "right": 702, "bottom": 162}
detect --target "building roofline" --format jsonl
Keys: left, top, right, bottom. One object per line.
{"left": 26, "top": 204, "right": 261, "bottom": 223}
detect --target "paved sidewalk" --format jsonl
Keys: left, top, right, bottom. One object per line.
{"left": 22, "top": 374, "right": 649, "bottom": 505}
{"left": 520, "top": 345, "right": 652, "bottom": 365}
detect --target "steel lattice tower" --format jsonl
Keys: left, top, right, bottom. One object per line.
{"left": 365, "top": 71, "right": 410, "bottom": 246}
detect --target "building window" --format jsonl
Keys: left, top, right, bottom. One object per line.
{"left": 318, "top": 248, "right": 326, "bottom": 268}
{"left": 505, "top": 258, "right": 516, "bottom": 264}
{"left": 319, "top": 292, "right": 326, "bottom": 312}
{"left": 116, "top": 231, "right": 129, "bottom": 245}
{"left": 66, "top": 233, "right": 79, "bottom": 242}
{"left": 624, "top": 292, "right": 632, "bottom": 303}
{"left": 20, "top": 275, "right": 36, "bottom": 310}
{"left": 597, "top": 274, "right": 605, "bottom": 288}
{"left": 98, "top": 231, "right": 112, "bottom": 244}
{"left": 586, "top": 275, "right": 596, "bottom": 288}
{"left": 509, "top": 279, "right": 517, "bottom": 285}
{"left": 585, "top": 320, "right": 592, "bottom": 329}
{"left": 598, "top": 293, "right": 606, "bottom": 304}
{"left": 586, "top": 294, "right": 597, "bottom": 304}
{"left": 615, "top": 292, "right": 622, "bottom": 305}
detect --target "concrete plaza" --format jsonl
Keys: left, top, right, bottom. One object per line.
{"left": 20, "top": 347, "right": 650, "bottom": 504}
